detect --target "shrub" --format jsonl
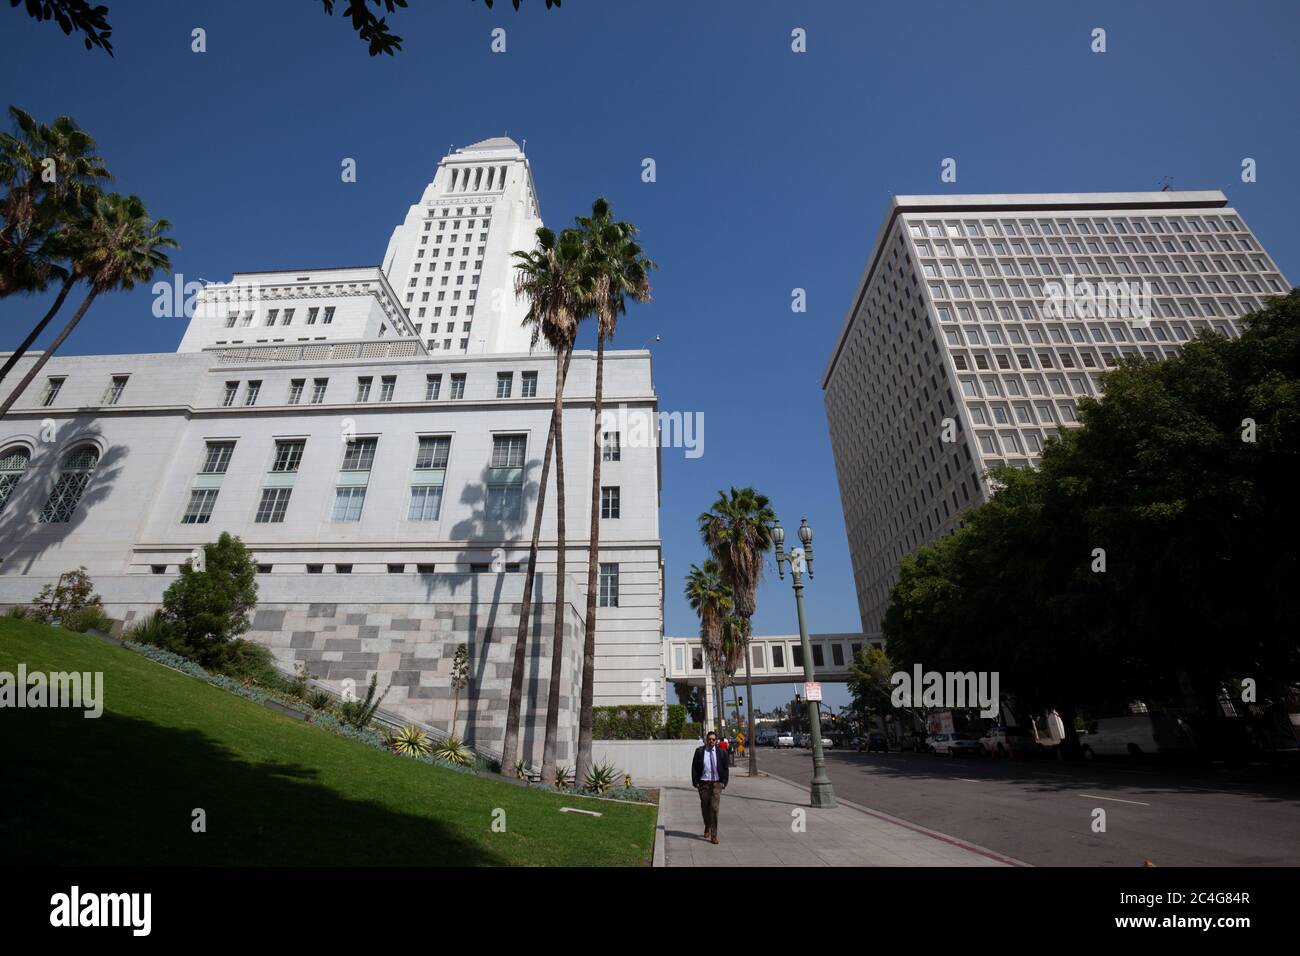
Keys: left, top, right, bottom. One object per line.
{"left": 63, "top": 605, "right": 114, "bottom": 634}
{"left": 665, "top": 703, "right": 687, "bottom": 740}
{"left": 391, "top": 725, "right": 433, "bottom": 757}
{"left": 126, "top": 610, "right": 174, "bottom": 648}
{"left": 5, "top": 605, "right": 30, "bottom": 619}
{"left": 307, "top": 690, "right": 332, "bottom": 711}
{"left": 161, "top": 532, "right": 258, "bottom": 667}
{"left": 682, "top": 722, "right": 703, "bottom": 741}
{"left": 338, "top": 673, "right": 386, "bottom": 730}
{"left": 591, "top": 704, "right": 664, "bottom": 740}
{"left": 553, "top": 765, "right": 574, "bottom": 788}
{"left": 433, "top": 737, "right": 472, "bottom": 767}
{"left": 31, "top": 568, "right": 102, "bottom": 625}
{"left": 582, "top": 761, "right": 620, "bottom": 794}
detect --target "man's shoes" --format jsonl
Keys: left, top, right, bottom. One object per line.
{"left": 710, "top": 835, "right": 720, "bottom": 845}
{"left": 703, "top": 828, "right": 711, "bottom": 838}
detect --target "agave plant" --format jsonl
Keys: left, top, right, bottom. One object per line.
{"left": 433, "top": 737, "right": 473, "bottom": 767}
{"left": 391, "top": 724, "right": 433, "bottom": 758}
{"left": 553, "top": 765, "right": 574, "bottom": 789}
{"left": 514, "top": 759, "right": 530, "bottom": 780}
{"left": 307, "top": 690, "right": 332, "bottom": 711}
{"left": 583, "top": 761, "right": 620, "bottom": 795}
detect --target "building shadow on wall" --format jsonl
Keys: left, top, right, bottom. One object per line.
{"left": 0, "top": 425, "right": 126, "bottom": 581}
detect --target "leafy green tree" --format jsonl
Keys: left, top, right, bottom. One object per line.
{"left": 161, "top": 532, "right": 258, "bottom": 666}
{"left": 883, "top": 292, "right": 1300, "bottom": 743}
{"left": 30, "top": 566, "right": 101, "bottom": 624}
{"left": 10, "top": 1, "right": 560, "bottom": 58}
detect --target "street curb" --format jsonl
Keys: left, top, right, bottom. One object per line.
{"left": 652, "top": 794, "right": 665, "bottom": 867}
{"left": 760, "top": 769, "right": 1033, "bottom": 867}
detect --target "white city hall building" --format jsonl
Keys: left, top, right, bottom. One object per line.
{"left": 0, "top": 137, "right": 665, "bottom": 764}
{"left": 823, "top": 191, "right": 1291, "bottom": 637}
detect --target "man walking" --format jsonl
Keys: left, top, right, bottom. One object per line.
{"left": 691, "top": 730, "right": 729, "bottom": 844}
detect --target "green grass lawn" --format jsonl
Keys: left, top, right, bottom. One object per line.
{"left": 0, "top": 619, "right": 656, "bottom": 866}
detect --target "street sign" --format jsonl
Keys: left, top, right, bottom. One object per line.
{"left": 804, "top": 682, "right": 822, "bottom": 701}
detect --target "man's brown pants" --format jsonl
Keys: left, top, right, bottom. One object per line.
{"left": 697, "top": 781, "right": 723, "bottom": 835}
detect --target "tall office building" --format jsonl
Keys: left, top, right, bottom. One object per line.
{"left": 0, "top": 138, "right": 665, "bottom": 764}
{"left": 822, "top": 191, "right": 1290, "bottom": 636}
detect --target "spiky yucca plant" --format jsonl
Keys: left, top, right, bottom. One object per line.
{"left": 514, "top": 759, "right": 529, "bottom": 780}
{"left": 434, "top": 737, "right": 473, "bottom": 767}
{"left": 583, "top": 761, "right": 620, "bottom": 794}
{"left": 554, "top": 765, "right": 574, "bottom": 789}
{"left": 391, "top": 725, "right": 433, "bottom": 757}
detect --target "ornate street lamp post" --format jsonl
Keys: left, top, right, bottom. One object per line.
{"left": 773, "top": 517, "right": 836, "bottom": 808}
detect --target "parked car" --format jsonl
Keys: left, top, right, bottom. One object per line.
{"left": 1079, "top": 714, "right": 1194, "bottom": 759}
{"left": 755, "top": 730, "right": 778, "bottom": 747}
{"left": 927, "top": 732, "right": 983, "bottom": 756}
{"left": 776, "top": 732, "right": 796, "bottom": 748}
{"left": 896, "top": 732, "right": 927, "bottom": 753}
{"left": 980, "top": 724, "right": 1040, "bottom": 756}
{"left": 858, "top": 732, "right": 889, "bottom": 753}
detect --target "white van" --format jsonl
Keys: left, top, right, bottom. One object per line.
{"left": 1079, "top": 714, "right": 1193, "bottom": 758}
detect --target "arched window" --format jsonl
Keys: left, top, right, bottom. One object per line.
{"left": 0, "top": 446, "right": 31, "bottom": 514}
{"left": 38, "top": 446, "right": 99, "bottom": 523}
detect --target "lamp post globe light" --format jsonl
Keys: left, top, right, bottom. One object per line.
{"left": 773, "top": 517, "right": 836, "bottom": 808}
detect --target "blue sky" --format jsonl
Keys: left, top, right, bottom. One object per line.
{"left": 3, "top": 0, "right": 1298, "bottom": 711}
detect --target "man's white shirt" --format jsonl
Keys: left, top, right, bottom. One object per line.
{"left": 701, "top": 746, "right": 720, "bottom": 782}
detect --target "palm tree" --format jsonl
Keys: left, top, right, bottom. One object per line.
{"left": 1, "top": 107, "right": 110, "bottom": 294}
{"left": 500, "top": 226, "right": 584, "bottom": 780}
{"left": 1, "top": 107, "right": 111, "bottom": 387}
{"left": 572, "top": 198, "right": 655, "bottom": 783}
{"left": 684, "top": 559, "right": 732, "bottom": 733}
{"left": 720, "top": 610, "right": 744, "bottom": 733}
{"left": 699, "top": 486, "right": 777, "bottom": 776}
{"left": 0, "top": 193, "right": 176, "bottom": 418}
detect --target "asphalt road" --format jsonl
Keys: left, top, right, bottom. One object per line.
{"left": 744, "top": 746, "right": 1300, "bottom": 866}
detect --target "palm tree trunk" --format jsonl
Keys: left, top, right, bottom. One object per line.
{"left": 0, "top": 285, "right": 98, "bottom": 418}
{"left": 500, "top": 348, "right": 570, "bottom": 775}
{"left": 0, "top": 272, "right": 77, "bottom": 387}
{"left": 743, "top": 621, "right": 758, "bottom": 775}
{"left": 575, "top": 331, "right": 607, "bottom": 784}
{"left": 539, "top": 344, "right": 572, "bottom": 784}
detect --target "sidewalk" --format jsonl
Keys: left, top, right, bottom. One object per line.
{"left": 658, "top": 771, "right": 1026, "bottom": 867}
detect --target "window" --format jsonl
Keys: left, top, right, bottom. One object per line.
{"left": 41, "top": 377, "right": 65, "bottom": 407}
{"left": 181, "top": 488, "right": 219, "bottom": 524}
{"left": 200, "top": 441, "right": 235, "bottom": 474}
{"left": 102, "top": 375, "right": 128, "bottom": 405}
{"left": 243, "top": 380, "right": 261, "bottom": 406}
{"left": 601, "top": 486, "right": 620, "bottom": 519}
{"left": 331, "top": 486, "right": 366, "bottom": 522}
{"left": 355, "top": 376, "right": 372, "bottom": 402}
{"left": 408, "top": 485, "right": 443, "bottom": 521}
{"left": 496, "top": 372, "right": 512, "bottom": 398}
{"left": 287, "top": 379, "right": 304, "bottom": 404}
{"left": 598, "top": 563, "right": 620, "bottom": 607}
{"left": 602, "top": 431, "right": 621, "bottom": 462}
{"left": 335, "top": 564, "right": 352, "bottom": 574}
{"left": 38, "top": 446, "right": 99, "bottom": 523}
{"left": 521, "top": 371, "right": 538, "bottom": 398}
{"left": 306, "top": 564, "right": 323, "bottom": 574}
{"left": 415, "top": 435, "right": 450, "bottom": 469}
{"left": 449, "top": 374, "right": 466, "bottom": 400}
{"left": 387, "top": 564, "right": 406, "bottom": 574}
{"left": 254, "top": 487, "right": 292, "bottom": 523}
{"left": 341, "top": 437, "right": 377, "bottom": 471}
{"left": 379, "top": 376, "right": 396, "bottom": 402}
{"left": 306, "top": 307, "right": 319, "bottom": 325}
{"left": 222, "top": 381, "right": 238, "bottom": 407}
{"left": 425, "top": 374, "right": 441, "bottom": 400}
{"left": 322, "top": 307, "right": 335, "bottom": 324}
{"left": 311, "top": 378, "right": 328, "bottom": 404}
{"left": 271, "top": 439, "right": 305, "bottom": 473}
{"left": 0, "top": 447, "right": 31, "bottom": 514}
{"left": 490, "top": 434, "right": 526, "bottom": 468}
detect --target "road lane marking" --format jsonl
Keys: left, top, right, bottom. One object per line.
{"left": 1078, "top": 794, "right": 1150, "bottom": 806}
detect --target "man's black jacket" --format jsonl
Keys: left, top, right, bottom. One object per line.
{"left": 691, "top": 744, "right": 729, "bottom": 787}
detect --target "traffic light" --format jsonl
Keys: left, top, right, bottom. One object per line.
{"left": 737, "top": 697, "right": 744, "bottom": 707}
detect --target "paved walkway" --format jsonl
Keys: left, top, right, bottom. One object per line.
{"left": 658, "top": 771, "right": 1026, "bottom": 867}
